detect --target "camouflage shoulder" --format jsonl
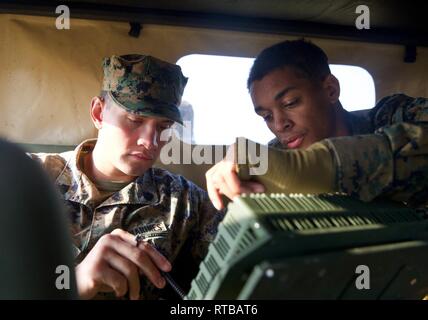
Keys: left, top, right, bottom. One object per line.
{"left": 28, "top": 151, "right": 72, "bottom": 182}
{"left": 369, "top": 93, "right": 428, "bottom": 128}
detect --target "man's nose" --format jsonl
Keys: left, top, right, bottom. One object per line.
{"left": 274, "top": 114, "right": 293, "bottom": 133}
{"left": 137, "top": 123, "right": 159, "bottom": 151}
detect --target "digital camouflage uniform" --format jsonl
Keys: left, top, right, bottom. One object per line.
{"left": 268, "top": 94, "right": 428, "bottom": 207}
{"left": 30, "top": 54, "right": 224, "bottom": 299}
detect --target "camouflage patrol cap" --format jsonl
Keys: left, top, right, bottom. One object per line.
{"left": 102, "top": 54, "right": 188, "bottom": 124}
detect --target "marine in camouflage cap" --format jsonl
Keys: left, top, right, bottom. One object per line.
{"left": 102, "top": 54, "right": 188, "bottom": 124}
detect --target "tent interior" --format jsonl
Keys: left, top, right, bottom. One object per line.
{"left": 0, "top": 0, "right": 427, "bottom": 188}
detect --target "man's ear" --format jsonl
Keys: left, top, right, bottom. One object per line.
{"left": 322, "top": 74, "right": 340, "bottom": 104}
{"left": 90, "top": 96, "right": 105, "bottom": 130}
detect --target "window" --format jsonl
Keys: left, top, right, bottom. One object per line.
{"left": 176, "top": 54, "right": 375, "bottom": 145}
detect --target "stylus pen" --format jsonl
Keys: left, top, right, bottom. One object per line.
{"left": 161, "top": 271, "right": 186, "bottom": 299}
{"left": 135, "top": 233, "right": 186, "bottom": 299}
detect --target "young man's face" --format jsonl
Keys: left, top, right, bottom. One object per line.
{"left": 97, "top": 100, "right": 173, "bottom": 179}
{"left": 250, "top": 66, "right": 339, "bottom": 149}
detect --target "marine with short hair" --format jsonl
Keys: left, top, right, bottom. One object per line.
{"left": 30, "top": 54, "right": 224, "bottom": 300}
{"left": 206, "top": 39, "right": 428, "bottom": 209}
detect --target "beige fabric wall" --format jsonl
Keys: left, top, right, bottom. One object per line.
{"left": 0, "top": 13, "right": 427, "bottom": 145}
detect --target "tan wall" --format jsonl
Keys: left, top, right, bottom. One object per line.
{"left": 0, "top": 13, "right": 427, "bottom": 145}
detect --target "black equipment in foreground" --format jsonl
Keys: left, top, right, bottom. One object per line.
{"left": 185, "top": 193, "right": 428, "bottom": 299}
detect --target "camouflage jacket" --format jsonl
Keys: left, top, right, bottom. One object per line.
{"left": 269, "top": 94, "right": 428, "bottom": 207}
{"left": 30, "top": 139, "right": 224, "bottom": 299}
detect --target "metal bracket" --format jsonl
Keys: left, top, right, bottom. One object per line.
{"left": 128, "top": 22, "right": 142, "bottom": 38}
{"left": 404, "top": 45, "right": 417, "bottom": 63}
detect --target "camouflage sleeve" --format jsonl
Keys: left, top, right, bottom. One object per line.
{"left": 324, "top": 94, "right": 428, "bottom": 206}
{"left": 27, "top": 152, "right": 68, "bottom": 182}
{"left": 190, "top": 188, "right": 225, "bottom": 262}
{"left": 27, "top": 152, "right": 83, "bottom": 262}
{"left": 169, "top": 186, "right": 224, "bottom": 292}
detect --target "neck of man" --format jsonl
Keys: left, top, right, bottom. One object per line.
{"left": 84, "top": 144, "right": 136, "bottom": 184}
{"left": 332, "top": 102, "right": 351, "bottom": 138}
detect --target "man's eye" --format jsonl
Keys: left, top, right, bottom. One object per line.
{"left": 282, "top": 98, "right": 299, "bottom": 109}
{"left": 127, "top": 118, "right": 141, "bottom": 124}
{"left": 159, "top": 123, "right": 172, "bottom": 130}
{"left": 262, "top": 114, "right": 273, "bottom": 122}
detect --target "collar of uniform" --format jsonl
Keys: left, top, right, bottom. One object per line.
{"left": 100, "top": 169, "right": 159, "bottom": 207}
{"left": 57, "top": 138, "right": 159, "bottom": 207}
{"left": 58, "top": 138, "right": 98, "bottom": 205}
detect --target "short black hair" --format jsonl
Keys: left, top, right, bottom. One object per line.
{"left": 247, "top": 39, "right": 331, "bottom": 89}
